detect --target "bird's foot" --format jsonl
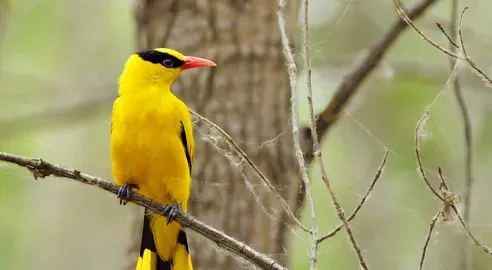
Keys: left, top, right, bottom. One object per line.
{"left": 161, "top": 201, "right": 180, "bottom": 225}
{"left": 117, "top": 184, "right": 138, "bottom": 205}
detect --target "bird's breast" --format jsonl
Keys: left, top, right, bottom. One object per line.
{"left": 111, "top": 95, "right": 190, "bottom": 203}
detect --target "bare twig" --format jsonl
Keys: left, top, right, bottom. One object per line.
{"left": 438, "top": 170, "right": 492, "bottom": 256}
{"left": 436, "top": 169, "right": 492, "bottom": 256}
{"left": 457, "top": 9, "right": 469, "bottom": 58}
{"left": 300, "top": 0, "right": 440, "bottom": 163}
{"left": 426, "top": 16, "right": 491, "bottom": 49}
{"left": 317, "top": 150, "right": 389, "bottom": 243}
{"left": 278, "top": 0, "right": 318, "bottom": 269}
{"left": 402, "top": 2, "right": 492, "bottom": 261}
{"left": 456, "top": 8, "right": 492, "bottom": 86}
{"left": 391, "top": 0, "right": 458, "bottom": 59}
{"left": 302, "top": 0, "right": 367, "bottom": 269}
{"left": 414, "top": 132, "right": 492, "bottom": 260}
{"left": 439, "top": 172, "right": 492, "bottom": 256}
{"left": 392, "top": 0, "right": 492, "bottom": 87}
{"left": 418, "top": 208, "right": 442, "bottom": 270}
{"left": 451, "top": 204, "right": 492, "bottom": 256}
{"left": 0, "top": 152, "right": 287, "bottom": 270}
{"left": 300, "top": 1, "right": 319, "bottom": 269}
{"left": 415, "top": 112, "right": 446, "bottom": 202}
{"left": 437, "top": 168, "right": 455, "bottom": 222}
{"left": 412, "top": 39, "right": 461, "bottom": 201}
{"left": 190, "top": 109, "right": 311, "bottom": 234}
{"left": 445, "top": 1, "right": 474, "bottom": 268}
{"left": 437, "top": 167, "right": 448, "bottom": 190}
{"left": 435, "top": 23, "right": 458, "bottom": 49}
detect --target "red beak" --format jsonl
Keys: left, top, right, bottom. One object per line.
{"left": 181, "top": 56, "right": 217, "bottom": 70}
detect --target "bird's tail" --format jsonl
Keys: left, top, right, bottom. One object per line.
{"left": 136, "top": 212, "right": 193, "bottom": 270}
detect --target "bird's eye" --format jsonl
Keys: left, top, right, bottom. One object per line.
{"left": 163, "top": 58, "right": 174, "bottom": 68}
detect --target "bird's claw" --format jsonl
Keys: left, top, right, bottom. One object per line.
{"left": 161, "top": 201, "right": 180, "bottom": 225}
{"left": 117, "top": 184, "right": 138, "bottom": 205}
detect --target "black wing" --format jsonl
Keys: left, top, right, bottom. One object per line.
{"left": 180, "top": 121, "right": 192, "bottom": 174}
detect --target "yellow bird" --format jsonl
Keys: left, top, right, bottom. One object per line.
{"left": 111, "top": 48, "right": 216, "bottom": 270}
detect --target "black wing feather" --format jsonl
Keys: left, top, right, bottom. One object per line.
{"left": 180, "top": 121, "right": 192, "bottom": 174}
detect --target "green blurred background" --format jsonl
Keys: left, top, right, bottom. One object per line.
{"left": 1, "top": 0, "right": 491, "bottom": 269}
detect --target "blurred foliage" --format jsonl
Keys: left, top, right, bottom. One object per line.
{"left": 1, "top": 0, "right": 492, "bottom": 269}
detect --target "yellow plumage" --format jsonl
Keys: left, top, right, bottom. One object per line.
{"left": 111, "top": 48, "right": 216, "bottom": 270}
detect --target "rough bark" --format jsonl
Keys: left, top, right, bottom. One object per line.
{"left": 128, "top": 1, "right": 300, "bottom": 269}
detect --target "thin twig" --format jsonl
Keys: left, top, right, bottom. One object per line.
{"left": 435, "top": 23, "right": 458, "bottom": 49}
{"left": 446, "top": 1, "right": 474, "bottom": 269}
{"left": 451, "top": 204, "right": 492, "bottom": 256}
{"left": 415, "top": 111, "right": 446, "bottom": 202}
{"left": 318, "top": 150, "right": 389, "bottom": 243}
{"left": 300, "top": 1, "right": 319, "bottom": 269}
{"left": 418, "top": 208, "right": 442, "bottom": 270}
{"left": 302, "top": 0, "right": 367, "bottom": 269}
{"left": 437, "top": 167, "right": 448, "bottom": 190}
{"left": 410, "top": 55, "right": 492, "bottom": 262}
{"left": 437, "top": 168, "right": 455, "bottom": 222}
{"left": 436, "top": 169, "right": 492, "bottom": 256}
{"left": 414, "top": 147, "right": 492, "bottom": 259}
{"left": 278, "top": 0, "right": 318, "bottom": 268}
{"left": 300, "top": 0, "right": 440, "bottom": 163}
{"left": 393, "top": 0, "right": 492, "bottom": 87}
{"left": 456, "top": 8, "right": 492, "bottom": 86}
{"left": 0, "top": 152, "right": 287, "bottom": 270}
{"left": 391, "top": 0, "right": 459, "bottom": 59}
{"left": 457, "top": 8, "right": 469, "bottom": 59}
{"left": 189, "top": 109, "right": 311, "bottom": 234}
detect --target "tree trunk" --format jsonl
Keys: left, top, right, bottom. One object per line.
{"left": 129, "top": 1, "right": 301, "bottom": 269}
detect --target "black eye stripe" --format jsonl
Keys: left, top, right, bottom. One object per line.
{"left": 136, "top": 50, "right": 185, "bottom": 68}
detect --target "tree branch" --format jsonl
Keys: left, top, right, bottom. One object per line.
{"left": 300, "top": 1, "right": 319, "bottom": 269}
{"left": 301, "top": 0, "right": 368, "bottom": 268}
{"left": 0, "top": 152, "right": 287, "bottom": 270}
{"left": 190, "top": 109, "right": 310, "bottom": 234}
{"left": 415, "top": 111, "right": 447, "bottom": 202}
{"left": 414, "top": 116, "right": 492, "bottom": 261}
{"left": 418, "top": 208, "right": 442, "bottom": 270}
{"left": 317, "top": 150, "right": 388, "bottom": 244}
{"left": 277, "top": 0, "right": 318, "bottom": 269}
{"left": 391, "top": 1, "right": 492, "bottom": 87}
{"left": 300, "top": 0, "right": 440, "bottom": 162}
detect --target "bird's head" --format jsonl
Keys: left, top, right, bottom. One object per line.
{"left": 118, "top": 48, "right": 216, "bottom": 95}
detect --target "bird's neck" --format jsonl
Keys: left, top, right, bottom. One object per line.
{"left": 118, "top": 68, "right": 173, "bottom": 98}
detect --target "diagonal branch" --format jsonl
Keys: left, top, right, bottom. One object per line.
{"left": 390, "top": 0, "right": 457, "bottom": 59}
{"left": 302, "top": 0, "right": 367, "bottom": 268}
{"left": 317, "top": 150, "right": 388, "bottom": 243}
{"left": 415, "top": 111, "right": 446, "bottom": 202}
{"left": 0, "top": 152, "right": 287, "bottom": 270}
{"left": 190, "top": 109, "right": 311, "bottom": 234}
{"left": 391, "top": 1, "right": 492, "bottom": 86}
{"left": 414, "top": 115, "right": 492, "bottom": 260}
{"left": 451, "top": 204, "right": 492, "bottom": 256}
{"left": 300, "top": 0, "right": 440, "bottom": 162}
{"left": 418, "top": 208, "right": 442, "bottom": 270}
